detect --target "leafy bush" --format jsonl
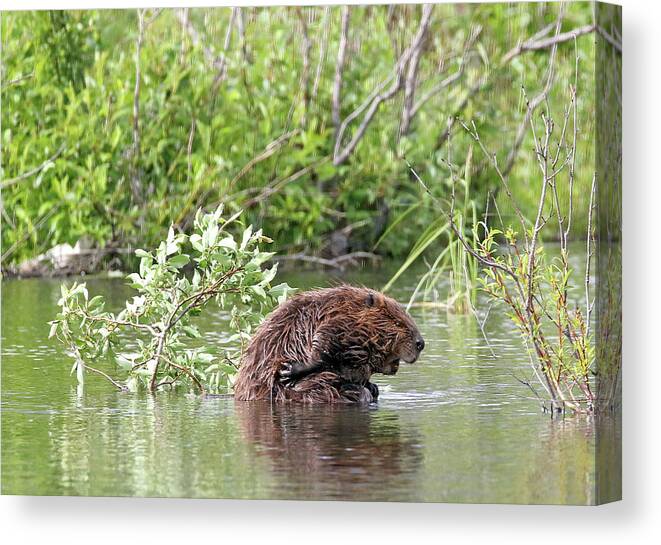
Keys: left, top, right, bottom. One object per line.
{"left": 2, "top": 4, "right": 597, "bottom": 268}
{"left": 49, "top": 206, "right": 293, "bottom": 394}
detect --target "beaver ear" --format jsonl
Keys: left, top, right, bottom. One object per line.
{"left": 365, "top": 292, "right": 376, "bottom": 307}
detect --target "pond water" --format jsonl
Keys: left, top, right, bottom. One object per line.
{"left": 1, "top": 255, "right": 612, "bottom": 504}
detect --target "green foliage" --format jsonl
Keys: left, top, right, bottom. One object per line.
{"left": 1, "top": 4, "right": 596, "bottom": 268}
{"left": 49, "top": 206, "right": 293, "bottom": 394}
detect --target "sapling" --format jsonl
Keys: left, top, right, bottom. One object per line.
{"left": 49, "top": 205, "right": 293, "bottom": 394}
{"left": 445, "top": 91, "right": 598, "bottom": 413}
{"left": 407, "top": 61, "right": 603, "bottom": 413}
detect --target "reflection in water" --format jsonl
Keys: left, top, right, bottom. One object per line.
{"left": 236, "top": 402, "right": 423, "bottom": 501}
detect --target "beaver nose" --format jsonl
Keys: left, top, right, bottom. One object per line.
{"left": 416, "top": 338, "right": 425, "bottom": 352}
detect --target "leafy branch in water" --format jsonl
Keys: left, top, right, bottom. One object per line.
{"left": 49, "top": 206, "right": 293, "bottom": 394}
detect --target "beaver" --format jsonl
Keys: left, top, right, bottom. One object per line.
{"left": 233, "top": 285, "right": 425, "bottom": 403}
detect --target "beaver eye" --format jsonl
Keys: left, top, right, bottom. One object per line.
{"left": 365, "top": 293, "right": 375, "bottom": 307}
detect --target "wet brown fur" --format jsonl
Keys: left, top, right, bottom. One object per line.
{"left": 234, "top": 285, "right": 423, "bottom": 403}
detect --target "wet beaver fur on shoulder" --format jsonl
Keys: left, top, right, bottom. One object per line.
{"left": 234, "top": 285, "right": 425, "bottom": 403}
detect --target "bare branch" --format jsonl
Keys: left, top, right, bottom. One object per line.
{"left": 458, "top": 119, "right": 529, "bottom": 244}
{"left": 274, "top": 251, "right": 380, "bottom": 271}
{"left": 406, "top": 158, "right": 523, "bottom": 288}
{"left": 212, "top": 7, "right": 238, "bottom": 92}
{"left": 177, "top": 7, "right": 236, "bottom": 86}
{"left": 564, "top": 39, "right": 580, "bottom": 243}
{"left": 332, "top": 6, "right": 350, "bottom": 138}
{"left": 158, "top": 354, "right": 206, "bottom": 395}
{"left": 311, "top": 7, "right": 331, "bottom": 103}
{"left": 84, "top": 364, "right": 127, "bottom": 391}
{"left": 501, "top": 23, "right": 596, "bottom": 64}
{"left": 434, "top": 12, "right": 595, "bottom": 162}
{"left": 186, "top": 118, "right": 196, "bottom": 185}
{"left": 333, "top": 4, "right": 433, "bottom": 165}
{"left": 1, "top": 205, "right": 61, "bottom": 264}
{"left": 235, "top": 8, "right": 249, "bottom": 65}
{"left": 177, "top": 8, "right": 215, "bottom": 65}
{"left": 434, "top": 77, "right": 487, "bottom": 152}
{"left": 526, "top": 113, "right": 553, "bottom": 312}
{"left": 295, "top": 8, "right": 312, "bottom": 126}
{"left": 178, "top": 130, "right": 301, "bottom": 227}
{"left": 398, "top": 26, "right": 427, "bottom": 138}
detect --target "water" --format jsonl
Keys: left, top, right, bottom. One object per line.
{"left": 1, "top": 259, "right": 603, "bottom": 504}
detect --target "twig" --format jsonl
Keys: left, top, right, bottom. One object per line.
{"left": 457, "top": 119, "right": 529, "bottom": 245}
{"left": 1, "top": 204, "right": 61, "bottom": 264}
{"left": 596, "top": 24, "right": 622, "bottom": 53}
{"left": 503, "top": 7, "right": 564, "bottom": 178}
{"left": 398, "top": 18, "right": 428, "bottom": 137}
{"left": 274, "top": 251, "right": 380, "bottom": 271}
{"left": 2, "top": 71, "right": 34, "bottom": 88}
{"left": 177, "top": 129, "right": 300, "bottom": 227}
{"left": 186, "top": 118, "right": 196, "bottom": 185}
{"left": 434, "top": 9, "right": 594, "bottom": 160}
{"left": 332, "top": 6, "right": 350, "bottom": 139}
{"left": 177, "top": 7, "right": 236, "bottom": 85}
{"left": 0, "top": 144, "right": 65, "bottom": 189}
{"left": 526, "top": 113, "right": 553, "bottom": 311}
{"left": 85, "top": 364, "right": 127, "bottom": 391}
{"left": 407, "top": 25, "right": 482, "bottom": 128}
{"left": 511, "top": 371, "right": 544, "bottom": 404}
{"left": 585, "top": 172, "right": 596, "bottom": 337}
{"left": 564, "top": 38, "right": 580, "bottom": 243}
{"left": 158, "top": 354, "right": 206, "bottom": 395}
{"left": 236, "top": 8, "right": 249, "bottom": 65}
{"left": 73, "top": 310, "right": 160, "bottom": 337}
{"left": 177, "top": 8, "right": 216, "bottom": 66}
{"left": 407, "top": 158, "right": 524, "bottom": 291}
{"left": 229, "top": 129, "right": 300, "bottom": 189}
{"left": 130, "top": 9, "right": 145, "bottom": 205}
{"left": 434, "top": 77, "right": 487, "bottom": 152}
{"left": 241, "top": 158, "right": 328, "bottom": 209}
{"left": 311, "top": 7, "right": 331, "bottom": 103}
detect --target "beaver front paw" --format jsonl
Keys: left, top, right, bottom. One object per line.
{"left": 278, "top": 362, "right": 296, "bottom": 384}
{"left": 339, "top": 382, "right": 376, "bottom": 404}
{"left": 278, "top": 360, "right": 322, "bottom": 384}
{"left": 366, "top": 381, "right": 379, "bottom": 400}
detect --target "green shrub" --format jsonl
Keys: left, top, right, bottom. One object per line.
{"left": 49, "top": 206, "right": 293, "bottom": 394}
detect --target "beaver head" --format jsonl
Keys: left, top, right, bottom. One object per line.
{"left": 341, "top": 287, "right": 425, "bottom": 376}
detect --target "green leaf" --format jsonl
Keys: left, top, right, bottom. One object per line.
{"left": 168, "top": 254, "right": 190, "bottom": 268}
{"left": 217, "top": 236, "right": 236, "bottom": 251}
{"left": 182, "top": 325, "right": 201, "bottom": 338}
